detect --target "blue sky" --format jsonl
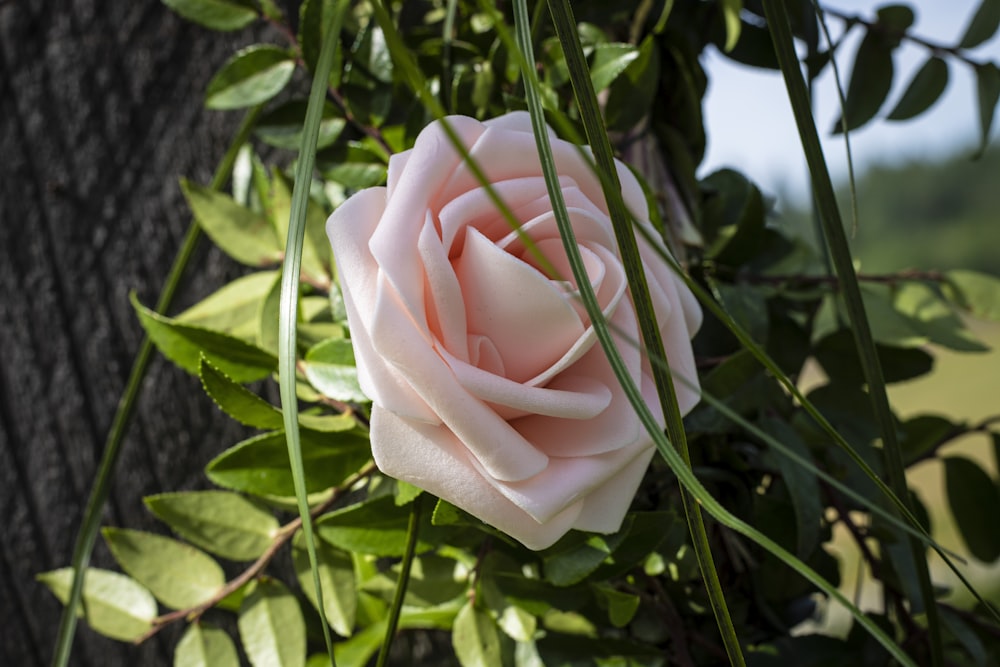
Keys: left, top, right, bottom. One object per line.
{"left": 700, "top": 0, "right": 1000, "bottom": 203}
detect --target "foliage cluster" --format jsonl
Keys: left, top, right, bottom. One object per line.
{"left": 43, "top": 1, "right": 1000, "bottom": 666}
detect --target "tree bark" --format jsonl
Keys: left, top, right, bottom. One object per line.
{"left": 0, "top": 1, "right": 271, "bottom": 664}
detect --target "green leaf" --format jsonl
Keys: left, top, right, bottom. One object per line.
{"left": 206, "top": 430, "right": 370, "bottom": 497}
{"left": 200, "top": 357, "right": 284, "bottom": 429}
{"left": 893, "top": 282, "right": 989, "bottom": 352}
{"left": 201, "top": 356, "right": 356, "bottom": 433}
{"left": 132, "top": 293, "right": 278, "bottom": 382}
{"left": 102, "top": 528, "right": 225, "bottom": 610}
{"left": 974, "top": 62, "right": 1000, "bottom": 156}
{"left": 832, "top": 29, "right": 894, "bottom": 133}
{"left": 719, "top": 0, "right": 743, "bottom": 52}
{"left": 145, "top": 491, "right": 280, "bottom": 562}
{"left": 315, "top": 495, "right": 443, "bottom": 556}
{"left": 587, "top": 43, "right": 638, "bottom": 93}
{"left": 497, "top": 605, "right": 537, "bottom": 642}
{"left": 176, "top": 271, "right": 279, "bottom": 340}
{"left": 453, "top": 601, "right": 502, "bottom": 667}
{"left": 302, "top": 338, "right": 367, "bottom": 402}
{"left": 592, "top": 584, "right": 640, "bottom": 628}
{"left": 960, "top": 0, "right": 1000, "bottom": 49}
{"left": 700, "top": 168, "right": 766, "bottom": 266}
{"left": 239, "top": 579, "right": 306, "bottom": 667}
{"left": 37, "top": 568, "right": 156, "bottom": 642}
{"left": 161, "top": 0, "right": 258, "bottom": 31}
{"left": 543, "top": 534, "right": 614, "bottom": 586}
{"left": 944, "top": 456, "right": 1000, "bottom": 562}
{"left": 205, "top": 45, "right": 296, "bottom": 110}
{"left": 292, "top": 532, "right": 358, "bottom": 637}
{"left": 175, "top": 622, "right": 240, "bottom": 667}
{"left": 887, "top": 57, "right": 949, "bottom": 121}
{"left": 603, "top": 35, "right": 660, "bottom": 132}
{"left": 180, "top": 179, "right": 282, "bottom": 267}
{"left": 256, "top": 100, "right": 346, "bottom": 150}
{"left": 899, "top": 414, "right": 955, "bottom": 466}
{"left": 944, "top": 269, "right": 1000, "bottom": 321}
{"left": 761, "top": 418, "right": 821, "bottom": 557}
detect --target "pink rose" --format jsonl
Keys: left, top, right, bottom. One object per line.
{"left": 327, "top": 112, "right": 702, "bottom": 550}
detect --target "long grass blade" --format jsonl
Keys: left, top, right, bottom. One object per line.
{"left": 278, "top": 2, "right": 349, "bottom": 663}
{"left": 51, "top": 105, "right": 264, "bottom": 667}
{"left": 760, "top": 2, "right": 943, "bottom": 662}
{"left": 540, "top": 1, "right": 744, "bottom": 663}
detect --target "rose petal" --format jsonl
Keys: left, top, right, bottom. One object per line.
{"left": 441, "top": 344, "right": 612, "bottom": 420}
{"left": 328, "top": 188, "right": 436, "bottom": 422}
{"left": 485, "top": 439, "right": 652, "bottom": 524}
{"left": 454, "top": 227, "right": 585, "bottom": 383}
{"left": 371, "top": 407, "right": 582, "bottom": 550}
{"left": 371, "top": 116, "right": 486, "bottom": 329}
{"left": 370, "top": 274, "right": 549, "bottom": 482}
{"left": 514, "top": 294, "right": 646, "bottom": 457}
{"left": 571, "top": 446, "right": 656, "bottom": 533}
{"left": 419, "top": 218, "right": 468, "bottom": 362}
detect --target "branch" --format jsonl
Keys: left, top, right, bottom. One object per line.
{"left": 820, "top": 5, "right": 990, "bottom": 69}
{"left": 134, "top": 461, "right": 378, "bottom": 644}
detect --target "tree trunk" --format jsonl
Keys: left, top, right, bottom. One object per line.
{"left": 0, "top": 1, "right": 270, "bottom": 664}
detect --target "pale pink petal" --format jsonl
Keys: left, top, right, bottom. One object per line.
{"left": 327, "top": 188, "right": 436, "bottom": 422}
{"left": 486, "top": 440, "right": 651, "bottom": 524}
{"left": 371, "top": 407, "right": 582, "bottom": 551}
{"left": 514, "top": 295, "right": 646, "bottom": 457}
{"left": 371, "top": 116, "right": 486, "bottom": 326}
{"left": 370, "top": 274, "right": 549, "bottom": 482}
{"left": 440, "top": 344, "right": 612, "bottom": 420}
{"left": 419, "top": 220, "right": 467, "bottom": 362}
{"left": 571, "top": 446, "right": 656, "bottom": 533}
{"left": 454, "top": 228, "right": 585, "bottom": 383}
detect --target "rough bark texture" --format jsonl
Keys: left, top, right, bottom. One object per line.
{"left": 0, "top": 1, "right": 273, "bottom": 664}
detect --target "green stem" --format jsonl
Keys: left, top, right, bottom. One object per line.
{"left": 375, "top": 495, "right": 423, "bottom": 667}
{"left": 50, "top": 104, "right": 264, "bottom": 667}
{"left": 761, "top": 2, "right": 943, "bottom": 663}
{"left": 543, "top": 1, "right": 744, "bottom": 664}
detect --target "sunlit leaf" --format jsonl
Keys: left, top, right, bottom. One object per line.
{"left": 38, "top": 568, "right": 156, "bottom": 642}
{"left": 145, "top": 490, "right": 280, "bottom": 562}
{"left": 175, "top": 271, "right": 279, "bottom": 339}
{"left": 175, "top": 622, "right": 240, "bottom": 667}
{"left": 453, "top": 601, "right": 502, "bottom": 667}
{"left": 102, "top": 528, "right": 225, "bottom": 610}
{"left": 180, "top": 179, "right": 282, "bottom": 267}
{"left": 132, "top": 293, "right": 278, "bottom": 382}
{"left": 302, "top": 337, "right": 367, "bottom": 402}
{"left": 161, "top": 0, "right": 258, "bottom": 31}
{"left": 205, "top": 45, "right": 296, "bottom": 110}
{"left": 239, "top": 579, "right": 306, "bottom": 667}
{"left": 292, "top": 532, "right": 358, "bottom": 637}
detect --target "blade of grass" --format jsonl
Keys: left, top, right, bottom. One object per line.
{"left": 51, "top": 105, "right": 264, "bottom": 667}
{"left": 761, "top": 1, "right": 942, "bottom": 662}
{"left": 278, "top": 1, "right": 348, "bottom": 663}
{"left": 541, "top": 1, "right": 743, "bottom": 663}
